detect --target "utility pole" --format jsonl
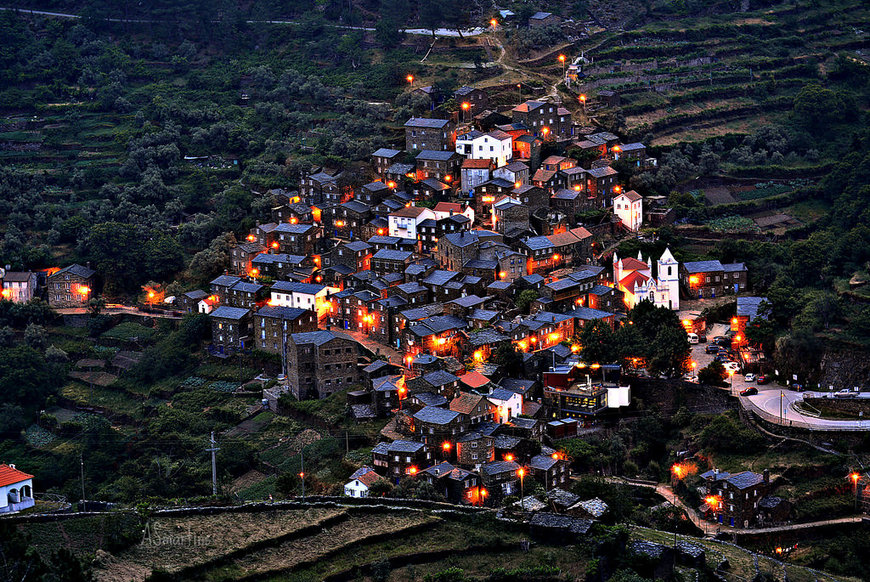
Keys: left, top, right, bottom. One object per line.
{"left": 80, "top": 452, "right": 86, "bottom": 509}
{"left": 206, "top": 432, "right": 220, "bottom": 496}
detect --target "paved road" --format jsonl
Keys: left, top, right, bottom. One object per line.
{"left": 607, "top": 477, "right": 865, "bottom": 537}
{"left": 0, "top": 7, "right": 487, "bottom": 36}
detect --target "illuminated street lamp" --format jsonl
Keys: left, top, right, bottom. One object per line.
{"left": 479, "top": 487, "right": 488, "bottom": 506}
{"left": 691, "top": 361, "right": 697, "bottom": 381}
{"left": 490, "top": 18, "right": 498, "bottom": 28}
{"left": 558, "top": 54, "right": 566, "bottom": 78}
{"left": 728, "top": 369, "right": 735, "bottom": 394}
{"left": 406, "top": 74, "right": 414, "bottom": 86}
{"left": 461, "top": 101, "right": 471, "bottom": 122}
{"left": 518, "top": 467, "right": 525, "bottom": 501}
{"left": 579, "top": 94, "right": 587, "bottom": 113}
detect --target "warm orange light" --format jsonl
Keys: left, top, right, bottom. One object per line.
{"left": 613, "top": 185, "right": 622, "bottom": 194}
{"left": 77, "top": 285, "right": 90, "bottom": 296}
{"left": 490, "top": 18, "right": 497, "bottom": 27}
{"left": 504, "top": 454, "right": 514, "bottom": 462}
{"left": 517, "top": 468, "right": 525, "bottom": 479}
{"left": 671, "top": 462, "right": 698, "bottom": 479}
{"left": 335, "top": 220, "right": 345, "bottom": 227}
{"left": 290, "top": 217, "right": 298, "bottom": 224}
{"left": 732, "top": 317, "right": 738, "bottom": 324}
{"left": 571, "top": 344, "right": 580, "bottom": 353}
{"left": 552, "top": 452, "right": 561, "bottom": 460}
{"left": 387, "top": 181, "right": 397, "bottom": 189}
{"left": 591, "top": 363, "right": 600, "bottom": 369}
{"left": 378, "top": 228, "right": 385, "bottom": 235}
{"left": 558, "top": 54, "right": 566, "bottom": 63}
{"left": 461, "top": 102, "right": 470, "bottom": 110}
{"left": 408, "top": 466, "right": 418, "bottom": 475}
{"left": 542, "top": 126, "right": 550, "bottom": 135}
{"left": 473, "top": 349, "right": 484, "bottom": 362}
{"left": 481, "top": 195, "right": 495, "bottom": 203}
{"left": 548, "top": 332, "right": 559, "bottom": 342}
{"left": 691, "top": 361, "right": 697, "bottom": 369}
{"left": 683, "top": 319, "right": 692, "bottom": 326}
{"left": 406, "top": 74, "right": 414, "bottom": 83}
{"left": 775, "top": 547, "right": 783, "bottom": 555}
{"left": 728, "top": 369, "right": 735, "bottom": 376}
{"left": 499, "top": 271, "right": 507, "bottom": 279}
{"left": 689, "top": 276, "right": 699, "bottom": 285}
{"left": 299, "top": 472, "right": 305, "bottom": 479}
{"left": 398, "top": 386, "right": 407, "bottom": 396}
{"left": 247, "top": 234, "right": 255, "bottom": 241}
{"left": 437, "top": 337, "right": 447, "bottom": 346}
{"left": 480, "top": 487, "right": 488, "bottom": 497}
{"left": 552, "top": 254, "right": 560, "bottom": 261}
{"left": 850, "top": 472, "right": 861, "bottom": 483}
{"left": 573, "top": 184, "right": 581, "bottom": 191}
{"left": 517, "top": 341, "right": 527, "bottom": 350}
{"left": 704, "top": 495, "right": 722, "bottom": 508}
{"left": 579, "top": 94, "right": 586, "bottom": 103}
{"left": 250, "top": 268, "right": 259, "bottom": 276}
{"left": 1, "top": 289, "right": 11, "bottom": 299}
{"left": 612, "top": 145, "right": 621, "bottom": 153}
{"left": 148, "top": 291, "right": 155, "bottom": 299}
{"left": 444, "top": 175, "right": 452, "bottom": 182}
{"left": 272, "top": 242, "right": 279, "bottom": 249}
{"left": 735, "top": 335, "right": 742, "bottom": 342}
{"left": 442, "top": 442, "right": 451, "bottom": 451}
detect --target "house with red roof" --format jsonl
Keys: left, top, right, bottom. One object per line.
{"left": 0, "top": 464, "right": 34, "bottom": 513}
{"left": 432, "top": 201, "right": 475, "bottom": 225}
{"left": 344, "top": 466, "right": 385, "bottom": 498}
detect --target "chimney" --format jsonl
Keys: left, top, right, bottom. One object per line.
{"left": 763, "top": 469, "right": 770, "bottom": 484}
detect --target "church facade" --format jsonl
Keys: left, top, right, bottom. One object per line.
{"left": 613, "top": 248, "right": 679, "bottom": 310}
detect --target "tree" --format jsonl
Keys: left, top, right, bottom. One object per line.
{"left": 648, "top": 325, "right": 690, "bottom": 377}
{"left": 579, "top": 320, "right": 615, "bottom": 363}
{"left": 375, "top": 18, "right": 404, "bottom": 49}
{"left": 792, "top": 83, "right": 846, "bottom": 132}
{"left": 515, "top": 289, "right": 539, "bottom": 313}
{"left": 24, "top": 323, "right": 47, "bottom": 350}
{"left": 698, "top": 360, "right": 727, "bottom": 387}
{"left": 419, "top": 0, "right": 444, "bottom": 37}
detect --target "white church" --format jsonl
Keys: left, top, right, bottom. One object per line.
{"left": 613, "top": 247, "right": 679, "bottom": 310}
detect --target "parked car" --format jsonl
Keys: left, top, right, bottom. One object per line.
{"left": 687, "top": 333, "right": 699, "bottom": 344}
{"left": 756, "top": 374, "right": 770, "bottom": 385}
{"left": 705, "top": 344, "right": 719, "bottom": 354}
{"left": 834, "top": 389, "right": 856, "bottom": 398}
{"left": 697, "top": 332, "right": 707, "bottom": 343}
{"left": 744, "top": 373, "right": 756, "bottom": 382}
{"left": 724, "top": 361, "right": 740, "bottom": 372}
{"left": 740, "top": 387, "right": 758, "bottom": 396}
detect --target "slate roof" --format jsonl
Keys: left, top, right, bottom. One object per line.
{"left": 587, "top": 166, "right": 618, "bottom": 178}
{"left": 683, "top": 260, "right": 723, "bottom": 273}
{"left": 523, "top": 236, "right": 554, "bottom": 251}
{"left": 489, "top": 387, "right": 516, "bottom": 402}
{"left": 568, "top": 307, "right": 614, "bottom": 321}
{"left": 450, "top": 393, "right": 487, "bottom": 415}
{"left": 256, "top": 306, "right": 309, "bottom": 320}
{"left": 274, "top": 223, "right": 317, "bottom": 234}
{"left": 52, "top": 263, "right": 96, "bottom": 279}
{"left": 410, "top": 315, "right": 467, "bottom": 337}
{"left": 499, "top": 378, "right": 535, "bottom": 395}
{"left": 211, "top": 274, "right": 242, "bottom": 287}
{"left": 737, "top": 296, "right": 767, "bottom": 320}
{"left": 413, "top": 406, "right": 461, "bottom": 425}
{"left": 291, "top": 330, "right": 354, "bottom": 346}
{"left": 271, "top": 281, "right": 326, "bottom": 294}
{"left": 620, "top": 142, "right": 646, "bottom": 152}
{"left": 530, "top": 454, "right": 558, "bottom": 471}
{"left": 416, "top": 150, "right": 458, "bottom": 161}
{"left": 210, "top": 306, "right": 249, "bottom": 320}
{"left": 387, "top": 440, "right": 426, "bottom": 453}
{"left": 405, "top": 117, "right": 450, "bottom": 129}
{"left": 372, "top": 249, "right": 414, "bottom": 261}
{"left": 372, "top": 148, "right": 401, "bottom": 158}
{"left": 575, "top": 497, "right": 609, "bottom": 518}
{"left": 422, "top": 370, "right": 459, "bottom": 387}
{"left": 423, "top": 270, "right": 461, "bottom": 286}
{"left": 341, "top": 200, "right": 371, "bottom": 214}
{"left": 230, "top": 281, "right": 263, "bottom": 293}
{"left": 494, "top": 435, "right": 522, "bottom": 449}
{"left": 480, "top": 460, "right": 520, "bottom": 476}
{"left": 412, "top": 392, "right": 448, "bottom": 407}
{"left": 726, "top": 471, "right": 765, "bottom": 490}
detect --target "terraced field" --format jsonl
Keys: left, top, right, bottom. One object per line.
{"left": 572, "top": 0, "right": 870, "bottom": 143}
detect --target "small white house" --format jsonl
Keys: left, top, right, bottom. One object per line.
{"left": 344, "top": 466, "right": 383, "bottom": 498}
{"left": 269, "top": 282, "right": 338, "bottom": 319}
{"left": 387, "top": 206, "right": 436, "bottom": 240}
{"left": 613, "top": 190, "right": 643, "bottom": 232}
{"left": 487, "top": 387, "right": 523, "bottom": 423}
{"left": 0, "top": 464, "right": 34, "bottom": 514}
{"left": 456, "top": 130, "right": 513, "bottom": 168}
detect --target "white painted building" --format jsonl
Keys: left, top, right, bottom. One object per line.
{"left": 344, "top": 467, "right": 383, "bottom": 498}
{"left": 613, "top": 190, "right": 643, "bottom": 232}
{"left": 269, "top": 282, "right": 338, "bottom": 319}
{"left": 388, "top": 206, "right": 436, "bottom": 240}
{"left": 0, "top": 269, "right": 37, "bottom": 303}
{"left": 487, "top": 387, "right": 523, "bottom": 423}
{"left": 0, "top": 464, "right": 34, "bottom": 514}
{"left": 455, "top": 130, "right": 513, "bottom": 168}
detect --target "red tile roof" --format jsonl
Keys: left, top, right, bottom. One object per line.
{"left": 460, "top": 371, "right": 491, "bottom": 389}
{"left": 0, "top": 465, "right": 33, "bottom": 487}
{"left": 461, "top": 159, "right": 492, "bottom": 169}
{"left": 619, "top": 271, "right": 649, "bottom": 293}
{"left": 619, "top": 257, "right": 648, "bottom": 271}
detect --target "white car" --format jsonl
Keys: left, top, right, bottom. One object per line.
{"left": 724, "top": 362, "right": 740, "bottom": 372}
{"left": 744, "top": 373, "right": 756, "bottom": 382}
